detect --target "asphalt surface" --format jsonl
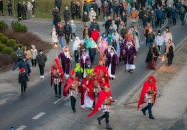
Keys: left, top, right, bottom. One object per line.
{"left": 0, "top": 18, "right": 187, "bottom": 130}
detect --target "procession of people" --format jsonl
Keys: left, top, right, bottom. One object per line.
{"left": 12, "top": 0, "right": 185, "bottom": 129}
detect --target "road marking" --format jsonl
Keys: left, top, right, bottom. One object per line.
{"left": 53, "top": 97, "right": 64, "bottom": 104}
{"left": 32, "top": 112, "right": 46, "bottom": 120}
{"left": 140, "top": 41, "right": 144, "bottom": 44}
{"left": 16, "top": 125, "right": 27, "bottom": 130}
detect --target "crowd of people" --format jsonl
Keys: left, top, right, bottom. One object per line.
{"left": 12, "top": 0, "right": 186, "bottom": 129}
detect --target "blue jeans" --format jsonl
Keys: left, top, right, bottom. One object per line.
{"left": 150, "top": 19, "right": 155, "bottom": 28}
{"left": 58, "top": 37, "right": 64, "bottom": 49}
{"left": 142, "top": 103, "right": 153, "bottom": 117}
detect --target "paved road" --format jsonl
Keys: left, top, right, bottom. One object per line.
{"left": 0, "top": 18, "right": 187, "bottom": 130}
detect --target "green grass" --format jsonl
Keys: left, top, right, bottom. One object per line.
{"left": 2, "top": 0, "right": 105, "bottom": 21}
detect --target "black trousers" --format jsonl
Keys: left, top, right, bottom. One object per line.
{"left": 158, "top": 45, "right": 161, "bottom": 53}
{"left": 98, "top": 8, "right": 100, "bottom": 16}
{"left": 39, "top": 65, "right": 45, "bottom": 75}
{"left": 18, "top": 11, "right": 21, "bottom": 18}
{"left": 0, "top": 9, "right": 3, "bottom": 15}
{"left": 168, "top": 56, "right": 173, "bottom": 65}
{"left": 99, "top": 111, "right": 109, "bottom": 123}
{"left": 54, "top": 83, "right": 62, "bottom": 96}
{"left": 74, "top": 50, "right": 79, "bottom": 63}
{"left": 156, "top": 18, "right": 162, "bottom": 28}
{"left": 65, "top": 33, "right": 70, "bottom": 44}
{"left": 93, "top": 91, "right": 98, "bottom": 107}
{"left": 31, "top": 59, "right": 37, "bottom": 67}
{"left": 142, "top": 103, "right": 153, "bottom": 117}
{"left": 70, "top": 96, "right": 76, "bottom": 111}
{"left": 173, "top": 19, "right": 176, "bottom": 25}
{"left": 8, "top": 9, "right": 13, "bottom": 16}
{"left": 20, "top": 82, "right": 27, "bottom": 93}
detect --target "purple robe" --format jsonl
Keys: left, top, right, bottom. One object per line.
{"left": 58, "top": 52, "right": 66, "bottom": 71}
{"left": 79, "top": 56, "right": 91, "bottom": 68}
{"left": 65, "top": 57, "right": 71, "bottom": 74}
{"left": 123, "top": 45, "right": 137, "bottom": 64}
{"left": 106, "top": 53, "right": 118, "bottom": 75}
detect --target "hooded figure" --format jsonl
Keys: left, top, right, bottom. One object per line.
{"left": 137, "top": 76, "right": 157, "bottom": 119}
{"left": 89, "top": 8, "right": 96, "bottom": 22}
{"left": 72, "top": 37, "right": 81, "bottom": 63}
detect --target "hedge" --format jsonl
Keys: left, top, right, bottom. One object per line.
{"left": 0, "top": 33, "right": 4, "bottom": 38}
{"left": 11, "top": 21, "right": 28, "bottom": 33}
{"left": 2, "top": 47, "right": 14, "bottom": 54}
{"left": 6, "top": 39, "right": 16, "bottom": 47}
{"left": 0, "top": 21, "right": 8, "bottom": 31}
{"left": 0, "top": 43, "right": 6, "bottom": 51}
{"left": 11, "top": 51, "right": 16, "bottom": 56}
{"left": 1, "top": 36, "right": 8, "bottom": 43}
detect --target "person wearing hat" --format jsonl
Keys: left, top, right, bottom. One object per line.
{"left": 70, "top": 20, "right": 77, "bottom": 41}
{"left": 63, "top": 6, "right": 70, "bottom": 23}
{"left": 36, "top": 50, "right": 47, "bottom": 79}
{"left": 63, "top": 69, "right": 79, "bottom": 113}
{"left": 18, "top": 68, "right": 29, "bottom": 95}
{"left": 89, "top": 8, "right": 96, "bottom": 22}
{"left": 82, "top": 11, "right": 89, "bottom": 26}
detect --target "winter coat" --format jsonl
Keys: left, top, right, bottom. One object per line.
{"left": 112, "top": 3, "right": 119, "bottom": 13}
{"left": 90, "top": 22, "right": 100, "bottom": 32}
{"left": 64, "top": 10, "right": 71, "bottom": 22}
{"left": 71, "top": 2, "right": 76, "bottom": 14}
{"left": 120, "top": 28, "right": 128, "bottom": 38}
{"left": 71, "top": 24, "right": 76, "bottom": 33}
{"left": 17, "top": 3, "right": 22, "bottom": 11}
{"left": 36, "top": 53, "right": 47, "bottom": 66}
{"left": 18, "top": 72, "right": 29, "bottom": 83}
{"left": 55, "top": 0, "right": 62, "bottom": 9}
{"left": 91, "top": 30, "right": 100, "bottom": 42}
{"left": 170, "top": 8, "right": 177, "bottom": 19}
{"left": 105, "top": 19, "right": 112, "bottom": 30}
{"left": 156, "top": 9, "right": 164, "bottom": 19}
{"left": 82, "top": 14, "right": 89, "bottom": 22}
{"left": 52, "top": 31, "right": 58, "bottom": 43}
{"left": 13, "top": 59, "right": 31, "bottom": 74}
{"left": 92, "top": 3, "right": 98, "bottom": 12}
{"left": 163, "top": 31, "right": 172, "bottom": 44}
{"left": 7, "top": 3, "right": 12, "bottom": 10}
{"left": 155, "top": 35, "right": 164, "bottom": 46}
{"left": 31, "top": 48, "right": 37, "bottom": 59}
{"left": 57, "top": 27, "right": 64, "bottom": 36}
{"left": 64, "top": 24, "right": 72, "bottom": 34}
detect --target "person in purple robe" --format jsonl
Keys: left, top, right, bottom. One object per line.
{"left": 106, "top": 47, "right": 118, "bottom": 80}
{"left": 64, "top": 48, "right": 72, "bottom": 78}
{"left": 58, "top": 47, "right": 68, "bottom": 71}
{"left": 79, "top": 50, "right": 91, "bottom": 78}
{"left": 122, "top": 40, "right": 137, "bottom": 73}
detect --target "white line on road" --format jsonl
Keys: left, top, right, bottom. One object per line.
{"left": 53, "top": 97, "right": 64, "bottom": 104}
{"left": 32, "top": 112, "right": 46, "bottom": 120}
{"left": 16, "top": 125, "right": 27, "bottom": 130}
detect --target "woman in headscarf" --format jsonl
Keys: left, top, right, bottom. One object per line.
{"left": 165, "top": 39, "right": 175, "bottom": 66}
{"left": 145, "top": 43, "right": 159, "bottom": 70}
{"left": 72, "top": 37, "right": 81, "bottom": 63}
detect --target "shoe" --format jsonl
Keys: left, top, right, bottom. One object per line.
{"left": 55, "top": 94, "right": 58, "bottom": 97}
{"left": 71, "top": 39, "right": 73, "bottom": 42}
{"left": 97, "top": 117, "right": 102, "bottom": 125}
{"left": 141, "top": 109, "right": 146, "bottom": 115}
{"left": 149, "top": 116, "right": 155, "bottom": 120}
{"left": 106, "top": 123, "right": 112, "bottom": 130}
{"left": 32, "top": 15, "right": 35, "bottom": 18}
{"left": 58, "top": 95, "right": 61, "bottom": 98}
{"left": 73, "top": 109, "right": 76, "bottom": 113}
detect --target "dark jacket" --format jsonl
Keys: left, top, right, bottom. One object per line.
{"left": 91, "top": 3, "right": 98, "bottom": 12}
{"left": 57, "top": 27, "right": 64, "bottom": 36}
{"left": 55, "top": 0, "right": 62, "bottom": 9}
{"left": 83, "top": 29, "right": 91, "bottom": 39}
{"left": 18, "top": 72, "right": 29, "bottom": 83}
{"left": 82, "top": 14, "right": 89, "bottom": 22}
{"left": 156, "top": 9, "right": 164, "bottom": 19}
{"left": 64, "top": 24, "right": 72, "bottom": 34}
{"left": 121, "top": 15, "right": 127, "bottom": 23}
{"left": 105, "top": 19, "right": 112, "bottom": 30}
{"left": 36, "top": 53, "right": 47, "bottom": 66}
{"left": 71, "top": 2, "right": 76, "bottom": 14}
{"left": 120, "top": 28, "right": 128, "bottom": 38}
{"left": 90, "top": 22, "right": 100, "bottom": 32}
{"left": 63, "top": 10, "right": 70, "bottom": 22}
{"left": 7, "top": 3, "right": 12, "bottom": 10}
{"left": 13, "top": 59, "right": 31, "bottom": 74}
{"left": 17, "top": 3, "right": 22, "bottom": 11}
{"left": 22, "top": 4, "right": 27, "bottom": 12}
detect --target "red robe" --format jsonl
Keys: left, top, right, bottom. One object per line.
{"left": 137, "top": 76, "right": 157, "bottom": 110}
{"left": 88, "top": 90, "right": 112, "bottom": 117}
{"left": 94, "top": 65, "right": 109, "bottom": 84}
{"left": 81, "top": 78, "right": 94, "bottom": 102}
{"left": 63, "top": 76, "right": 79, "bottom": 97}
{"left": 50, "top": 58, "right": 64, "bottom": 86}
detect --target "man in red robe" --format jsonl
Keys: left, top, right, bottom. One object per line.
{"left": 137, "top": 76, "right": 157, "bottom": 119}
{"left": 63, "top": 69, "right": 79, "bottom": 113}
{"left": 50, "top": 58, "right": 64, "bottom": 98}
{"left": 88, "top": 83, "right": 113, "bottom": 130}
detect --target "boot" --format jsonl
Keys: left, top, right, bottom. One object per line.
{"left": 106, "top": 123, "right": 112, "bottom": 130}
{"left": 141, "top": 109, "right": 146, "bottom": 115}
{"left": 97, "top": 117, "right": 102, "bottom": 125}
